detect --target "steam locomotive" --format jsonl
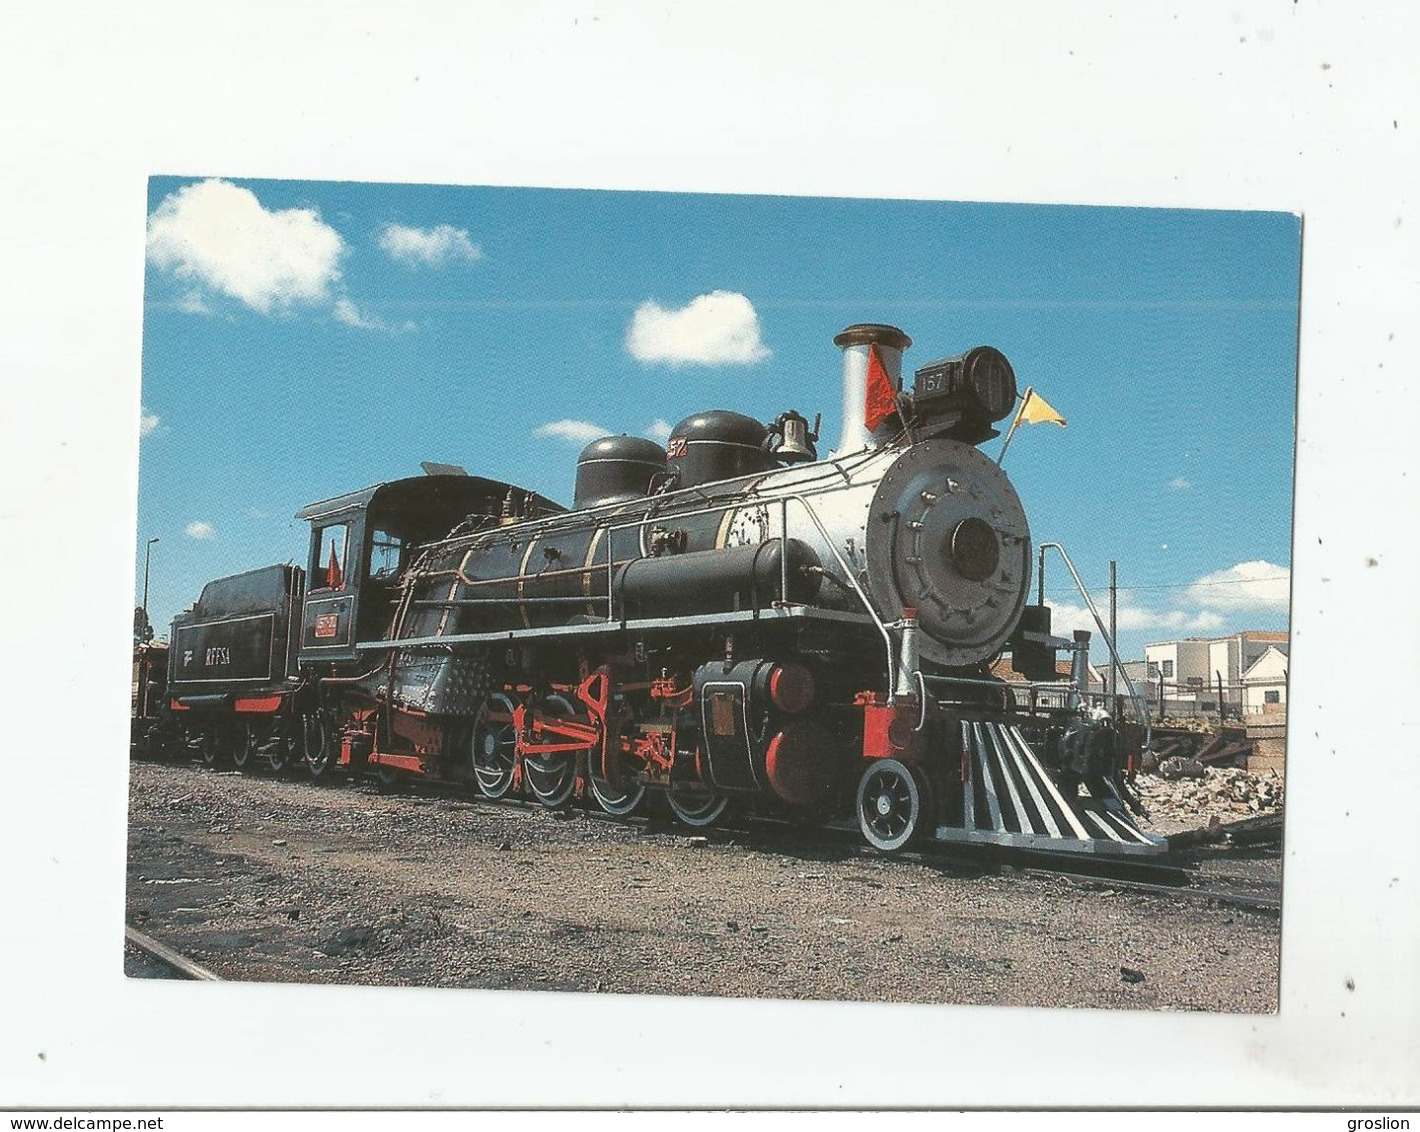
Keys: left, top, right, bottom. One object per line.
{"left": 137, "top": 323, "right": 1160, "bottom": 856}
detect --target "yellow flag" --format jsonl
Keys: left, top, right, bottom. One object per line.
{"left": 1018, "top": 388, "right": 1066, "bottom": 426}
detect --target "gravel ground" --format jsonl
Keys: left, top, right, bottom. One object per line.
{"left": 125, "top": 760, "right": 1281, "bottom": 1011}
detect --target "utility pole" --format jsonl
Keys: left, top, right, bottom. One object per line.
{"left": 1109, "top": 560, "right": 1118, "bottom": 708}
{"left": 142, "top": 537, "right": 159, "bottom": 630}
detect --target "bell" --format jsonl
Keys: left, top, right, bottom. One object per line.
{"left": 773, "top": 412, "right": 818, "bottom": 463}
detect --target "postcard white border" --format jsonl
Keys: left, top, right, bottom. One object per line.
{"left": 3, "top": 0, "right": 1417, "bottom": 1109}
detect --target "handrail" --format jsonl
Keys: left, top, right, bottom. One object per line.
{"left": 919, "top": 673, "right": 1077, "bottom": 690}
{"left": 1037, "top": 542, "right": 1152, "bottom": 748}
{"left": 418, "top": 445, "right": 888, "bottom": 553}
{"left": 920, "top": 672, "right": 1079, "bottom": 718}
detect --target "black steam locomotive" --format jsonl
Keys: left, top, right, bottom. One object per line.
{"left": 140, "top": 323, "right": 1160, "bottom": 856}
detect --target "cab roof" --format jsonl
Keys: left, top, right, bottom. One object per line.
{"left": 295, "top": 474, "right": 565, "bottom": 523}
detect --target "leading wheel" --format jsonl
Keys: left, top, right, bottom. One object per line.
{"left": 471, "top": 693, "right": 518, "bottom": 799}
{"left": 523, "top": 695, "right": 579, "bottom": 809}
{"left": 666, "top": 783, "right": 729, "bottom": 828}
{"left": 856, "top": 758, "right": 931, "bottom": 853}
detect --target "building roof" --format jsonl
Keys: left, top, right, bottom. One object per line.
{"left": 1146, "top": 629, "right": 1291, "bottom": 648}
{"left": 1242, "top": 644, "right": 1290, "bottom": 681}
{"left": 989, "top": 658, "right": 1075, "bottom": 683}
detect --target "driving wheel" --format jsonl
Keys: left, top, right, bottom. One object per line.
{"left": 522, "top": 694, "right": 580, "bottom": 808}
{"left": 666, "top": 783, "right": 729, "bottom": 828}
{"left": 471, "top": 693, "right": 518, "bottom": 799}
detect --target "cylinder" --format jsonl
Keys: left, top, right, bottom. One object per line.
{"left": 831, "top": 323, "right": 911, "bottom": 456}
{"left": 764, "top": 720, "right": 839, "bottom": 807}
{"left": 765, "top": 661, "right": 814, "bottom": 714}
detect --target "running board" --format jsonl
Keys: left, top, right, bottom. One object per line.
{"left": 933, "top": 720, "right": 1165, "bottom": 857}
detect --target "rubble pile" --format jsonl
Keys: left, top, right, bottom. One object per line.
{"left": 1133, "top": 765, "right": 1284, "bottom": 823}
{"left": 1154, "top": 716, "right": 1217, "bottom": 734}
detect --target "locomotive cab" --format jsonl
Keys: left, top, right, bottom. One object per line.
{"left": 295, "top": 474, "right": 564, "bottom": 665}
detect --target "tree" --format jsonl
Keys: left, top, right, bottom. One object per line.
{"left": 133, "top": 606, "right": 154, "bottom": 643}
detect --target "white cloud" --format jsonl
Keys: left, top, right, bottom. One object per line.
{"left": 378, "top": 223, "right": 482, "bottom": 267}
{"left": 1044, "top": 559, "right": 1288, "bottom": 649}
{"left": 184, "top": 520, "right": 215, "bottom": 540}
{"left": 177, "top": 290, "right": 210, "bottom": 315}
{"left": 643, "top": 419, "right": 673, "bottom": 443}
{"left": 332, "top": 298, "right": 371, "bottom": 328}
{"left": 139, "top": 407, "right": 160, "bottom": 437}
{"left": 1047, "top": 600, "right": 1224, "bottom": 637}
{"left": 147, "top": 179, "right": 346, "bottom": 314}
{"left": 330, "top": 298, "right": 416, "bottom": 334}
{"left": 1184, "top": 560, "right": 1291, "bottom": 611}
{"left": 533, "top": 419, "right": 612, "bottom": 446}
{"left": 1168, "top": 477, "right": 1191, "bottom": 490}
{"left": 626, "top": 290, "right": 771, "bottom": 366}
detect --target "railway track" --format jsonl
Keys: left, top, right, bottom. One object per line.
{"left": 133, "top": 753, "right": 1282, "bottom": 915}
{"left": 124, "top": 925, "right": 223, "bottom": 980}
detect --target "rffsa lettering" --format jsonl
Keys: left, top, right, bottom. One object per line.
{"left": 205, "top": 646, "right": 231, "bottom": 666}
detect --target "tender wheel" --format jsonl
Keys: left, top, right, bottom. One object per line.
{"left": 374, "top": 764, "right": 402, "bottom": 788}
{"left": 856, "top": 758, "right": 930, "bottom": 853}
{"left": 471, "top": 693, "right": 518, "bottom": 799}
{"left": 198, "top": 728, "right": 222, "bottom": 768}
{"left": 523, "top": 695, "right": 579, "bottom": 809}
{"left": 301, "top": 711, "right": 337, "bottom": 778}
{"left": 666, "top": 783, "right": 729, "bottom": 828}
{"left": 229, "top": 722, "right": 255, "bottom": 770}
{"left": 266, "top": 726, "right": 292, "bottom": 774}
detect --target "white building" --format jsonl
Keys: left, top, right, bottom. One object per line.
{"left": 1144, "top": 638, "right": 1213, "bottom": 706}
{"left": 1143, "top": 630, "right": 1289, "bottom": 716}
{"left": 1242, "top": 643, "right": 1289, "bottom": 714}
{"left": 1207, "top": 631, "right": 1290, "bottom": 707}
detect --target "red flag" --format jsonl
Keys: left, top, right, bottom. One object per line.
{"left": 326, "top": 539, "right": 343, "bottom": 590}
{"left": 864, "top": 344, "right": 897, "bottom": 432}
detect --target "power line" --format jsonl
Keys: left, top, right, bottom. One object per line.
{"left": 1111, "top": 575, "right": 1289, "bottom": 592}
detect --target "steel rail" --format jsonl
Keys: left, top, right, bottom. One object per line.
{"left": 125, "top": 925, "right": 223, "bottom": 981}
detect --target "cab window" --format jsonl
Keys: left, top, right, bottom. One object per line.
{"left": 312, "top": 523, "right": 349, "bottom": 591}
{"left": 369, "top": 527, "right": 404, "bottom": 581}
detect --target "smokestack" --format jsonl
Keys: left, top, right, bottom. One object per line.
{"left": 831, "top": 324, "right": 912, "bottom": 456}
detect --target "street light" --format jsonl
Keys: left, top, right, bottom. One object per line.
{"left": 142, "top": 537, "right": 159, "bottom": 631}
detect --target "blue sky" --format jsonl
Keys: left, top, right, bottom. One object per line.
{"left": 137, "top": 177, "right": 1299, "bottom": 663}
